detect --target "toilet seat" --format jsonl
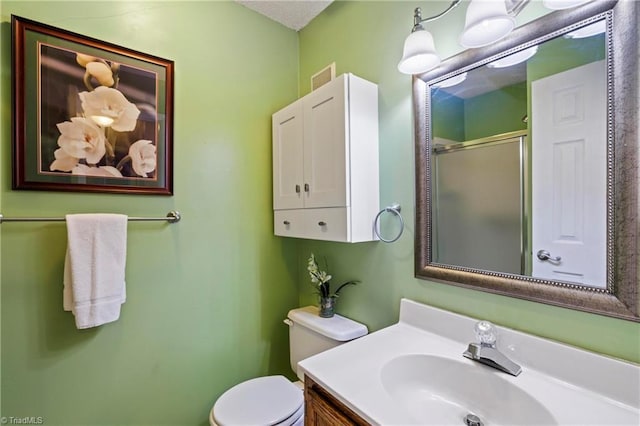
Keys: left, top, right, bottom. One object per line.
{"left": 212, "top": 375, "right": 304, "bottom": 426}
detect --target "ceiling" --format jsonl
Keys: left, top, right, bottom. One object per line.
{"left": 235, "top": 0, "right": 334, "bottom": 31}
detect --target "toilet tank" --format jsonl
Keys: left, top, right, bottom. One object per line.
{"left": 286, "top": 306, "right": 368, "bottom": 381}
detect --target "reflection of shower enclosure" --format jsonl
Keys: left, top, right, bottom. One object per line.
{"left": 432, "top": 131, "right": 527, "bottom": 275}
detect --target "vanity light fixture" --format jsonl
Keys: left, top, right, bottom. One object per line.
{"left": 398, "top": 0, "right": 462, "bottom": 75}
{"left": 432, "top": 72, "right": 468, "bottom": 88}
{"left": 565, "top": 19, "right": 606, "bottom": 39}
{"left": 459, "top": 0, "right": 516, "bottom": 49}
{"left": 486, "top": 45, "right": 538, "bottom": 68}
{"left": 398, "top": 0, "right": 595, "bottom": 75}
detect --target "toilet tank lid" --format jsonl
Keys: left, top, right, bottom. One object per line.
{"left": 287, "top": 306, "right": 368, "bottom": 341}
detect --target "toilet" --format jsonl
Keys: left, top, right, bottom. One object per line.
{"left": 209, "top": 306, "right": 368, "bottom": 426}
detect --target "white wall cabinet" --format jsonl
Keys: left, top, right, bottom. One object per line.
{"left": 272, "top": 73, "right": 379, "bottom": 242}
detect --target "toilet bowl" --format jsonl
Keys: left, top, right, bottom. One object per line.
{"left": 210, "top": 376, "right": 304, "bottom": 426}
{"left": 209, "top": 306, "right": 367, "bottom": 426}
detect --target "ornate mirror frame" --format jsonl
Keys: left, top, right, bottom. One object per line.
{"left": 414, "top": 0, "right": 639, "bottom": 321}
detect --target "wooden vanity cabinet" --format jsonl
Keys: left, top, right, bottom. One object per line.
{"left": 304, "top": 376, "right": 369, "bottom": 426}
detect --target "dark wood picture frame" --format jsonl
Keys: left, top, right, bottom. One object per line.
{"left": 12, "top": 15, "right": 174, "bottom": 195}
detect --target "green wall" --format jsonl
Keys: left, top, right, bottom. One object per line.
{"left": 1, "top": 1, "right": 638, "bottom": 425}
{"left": 432, "top": 92, "right": 465, "bottom": 142}
{"left": 528, "top": 32, "right": 606, "bottom": 82}
{"left": 1, "top": 2, "right": 299, "bottom": 425}
{"left": 464, "top": 81, "right": 527, "bottom": 140}
{"left": 296, "top": 1, "right": 639, "bottom": 362}
{"left": 432, "top": 81, "right": 527, "bottom": 142}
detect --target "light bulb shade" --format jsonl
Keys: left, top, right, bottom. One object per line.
{"left": 433, "top": 72, "right": 468, "bottom": 88}
{"left": 487, "top": 45, "right": 538, "bottom": 68}
{"left": 398, "top": 29, "right": 441, "bottom": 75}
{"left": 565, "top": 20, "right": 606, "bottom": 39}
{"left": 543, "top": 0, "right": 592, "bottom": 10}
{"left": 460, "top": 0, "right": 515, "bottom": 48}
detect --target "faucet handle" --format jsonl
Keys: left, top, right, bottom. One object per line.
{"left": 475, "top": 320, "right": 497, "bottom": 346}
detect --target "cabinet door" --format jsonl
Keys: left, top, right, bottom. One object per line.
{"left": 303, "top": 77, "right": 348, "bottom": 209}
{"left": 304, "top": 377, "right": 367, "bottom": 426}
{"left": 272, "top": 100, "right": 304, "bottom": 210}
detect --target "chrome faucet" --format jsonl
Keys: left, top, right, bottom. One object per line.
{"left": 463, "top": 320, "right": 522, "bottom": 376}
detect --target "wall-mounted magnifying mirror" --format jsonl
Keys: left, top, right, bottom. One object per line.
{"left": 414, "top": 0, "right": 639, "bottom": 321}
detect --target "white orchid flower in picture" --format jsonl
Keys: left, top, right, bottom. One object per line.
{"left": 48, "top": 54, "right": 151, "bottom": 178}
{"left": 128, "top": 140, "right": 157, "bottom": 177}
{"left": 79, "top": 86, "right": 141, "bottom": 132}
{"left": 54, "top": 117, "right": 107, "bottom": 166}
{"left": 12, "top": 16, "right": 174, "bottom": 194}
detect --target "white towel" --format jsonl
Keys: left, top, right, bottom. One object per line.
{"left": 63, "top": 214, "right": 128, "bottom": 329}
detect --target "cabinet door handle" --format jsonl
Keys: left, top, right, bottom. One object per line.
{"left": 304, "top": 183, "right": 310, "bottom": 192}
{"left": 318, "top": 221, "right": 327, "bottom": 226}
{"left": 283, "top": 220, "right": 291, "bottom": 225}
{"left": 295, "top": 185, "right": 300, "bottom": 194}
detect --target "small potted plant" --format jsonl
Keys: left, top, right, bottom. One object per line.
{"left": 307, "top": 253, "right": 358, "bottom": 318}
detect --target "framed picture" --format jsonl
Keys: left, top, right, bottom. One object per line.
{"left": 12, "top": 15, "right": 174, "bottom": 195}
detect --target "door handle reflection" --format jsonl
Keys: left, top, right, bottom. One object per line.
{"left": 537, "top": 249, "right": 561, "bottom": 262}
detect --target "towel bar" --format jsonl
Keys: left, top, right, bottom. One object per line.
{"left": 0, "top": 210, "right": 181, "bottom": 224}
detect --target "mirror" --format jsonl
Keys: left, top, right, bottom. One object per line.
{"left": 413, "top": 0, "right": 639, "bottom": 321}
{"left": 431, "top": 19, "right": 607, "bottom": 287}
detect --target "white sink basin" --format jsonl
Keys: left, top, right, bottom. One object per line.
{"left": 299, "top": 299, "right": 640, "bottom": 426}
{"left": 381, "top": 354, "right": 556, "bottom": 425}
